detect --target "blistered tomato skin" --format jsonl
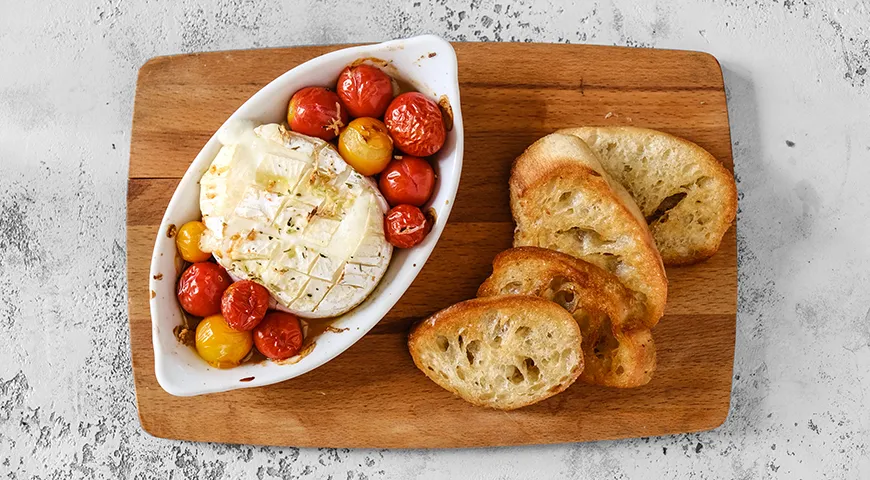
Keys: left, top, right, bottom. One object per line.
{"left": 177, "top": 262, "right": 233, "bottom": 317}
{"left": 379, "top": 156, "right": 436, "bottom": 207}
{"left": 338, "top": 117, "right": 394, "bottom": 176}
{"left": 287, "top": 87, "right": 348, "bottom": 140}
{"left": 175, "top": 221, "right": 212, "bottom": 263}
{"left": 221, "top": 280, "right": 270, "bottom": 331}
{"left": 336, "top": 64, "right": 395, "bottom": 118}
{"left": 384, "top": 92, "right": 446, "bottom": 157}
{"left": 253, "top": 312, "right": 304, "bottom": 360}
{"left": 195, "top": 314, "right": 253, "bottom": 369}
{"left": 384, "top": 204, "right": 432, "bottom": 248}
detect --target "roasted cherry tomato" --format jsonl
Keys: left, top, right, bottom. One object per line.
{"left": 384, "top": 204, "right": 432, "bottom": 248}
{"left": 177, "top": 262, "right": 232, "bottom": 317}
{"left": 221, "top": 280, "right": 270, "bottom": 331}
{"left": 253, "top": 311, "right": 304, "bottom": 360}
{"left": 384, "top": 92, "right": 446, "bottom": 157}
{"left": 336, "top": 64, "right": 395, "bottom": 118}
{"left": 338, "top": 117, "right": 393, "bottom": 176}
{"left": 195, "top": 314, "right": 253, "bottom": 368}
{"left": 287, "top": 86, "right": 348, "bottom": 140}
{"left": 175, "top": 220, "right": 212, "bottom": 263}
{"left": 379, "top": 156, "right": 436, "bottom": 207}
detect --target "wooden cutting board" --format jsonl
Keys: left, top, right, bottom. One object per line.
{"left": 128, "top": 42, "right": 736, "bottom": 448}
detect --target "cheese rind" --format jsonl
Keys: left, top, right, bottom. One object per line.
{"left": 199, "top": 122, "right": 392, "bottom": 318}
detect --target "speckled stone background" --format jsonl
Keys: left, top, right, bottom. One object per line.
{"left": 2, "top": 0, "right": 869, "bottom": 478}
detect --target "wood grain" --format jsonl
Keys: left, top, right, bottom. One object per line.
{"left": 127, "top": 42, "right": 736, "bottom": 448}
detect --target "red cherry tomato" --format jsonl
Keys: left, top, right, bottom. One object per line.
{"left": 384, "top": 92, "right": 446, "bottom": 157}
{"left": 287, "top": 87, "right": 348, "bottom": 140}
{"left": 253, "top": 312, "right": 304, "bottom": 360}
{"left": 336, "top": 64, "right": 395, "bottom": 118}
{"left": 379, "top": 156, "right": 436, "bottom": 207}
{"left": 220, "top": 280, "right": 270, "bottom": 331}
{"left": 177, "top": 262, "right": 232, "bottom": 317}
{"left": 384, "top": 204, "right": 432, "bottom": 248}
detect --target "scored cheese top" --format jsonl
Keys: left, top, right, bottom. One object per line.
{"left": 199, "top": 122, "right": 392, "bottom": 318}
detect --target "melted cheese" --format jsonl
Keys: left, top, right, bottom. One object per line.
{"left": 199, "top": 121, "right": 392, "bottom": 318}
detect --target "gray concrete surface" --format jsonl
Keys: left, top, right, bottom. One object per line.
{"left": 2, "top": 0, "right": 869, "bottom": 478}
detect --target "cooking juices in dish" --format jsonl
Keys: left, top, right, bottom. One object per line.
{"left": 174, "top": 61, "right": 448, "bottom": 369}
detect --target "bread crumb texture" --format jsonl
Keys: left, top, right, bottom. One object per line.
{"left": 409, "top": 296, "right": 583, "bottom": 410}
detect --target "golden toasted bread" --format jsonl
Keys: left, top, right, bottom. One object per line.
{"left": 510, "top": 133, "right": 668, "bottom": 327}
{"left": 559, "top": 127, "right": 737, "bottom": 265}
{"left": 408, "top": 295, "right": 583, "bottom": 410}
{"left": 478, "top": 247, "right": 655, "bottom": 388}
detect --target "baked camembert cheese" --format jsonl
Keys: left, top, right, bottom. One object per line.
{"left": 199, "top": 121, "right": 392, "bottom": 318}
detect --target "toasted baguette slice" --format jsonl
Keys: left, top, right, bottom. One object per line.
{"left": 478, "top": 247, "right": 646, "bottom": 331}
{"left": 478, "top": 247, "right": 655, "bottom": 387}
{"left": 510, "top": 133, "right": 668, "bottom": 327}
{"left": 583, "top": 328, "right": 655, "bottom": 387}
{"left": 558, "top": 127, "right": 737, "bottom": 265}
{"left": 408, "top": 296, "right": 583, "bottom": 410}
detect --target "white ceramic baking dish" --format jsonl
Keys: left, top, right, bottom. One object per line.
{"left": 148, "top": 35, "right": 463, "bottom": 396}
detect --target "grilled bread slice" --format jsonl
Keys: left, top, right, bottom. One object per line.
{"left": 478, "top": 247, "right": 655, "bottom": 388}
{"left": 510, "top": 133, "right": 668, "bottom": 327}
{"left": 558, "top": 126, "right": 737, "bottom": 265}
{"left": 408, "top": 296, "right": 583, "bottom": 410}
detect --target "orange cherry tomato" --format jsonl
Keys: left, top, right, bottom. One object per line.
{"left": 195, "top": 314, "right": 253, "bottom": 368}
{"left": 175, "top": 221, "right": 211, "bottom": 263}
{"left": 384, "top": 204, "right": 432, "bottom": 248}
{"left": 338, "top": 117, "right": 394, "bottom": 176}
{"left": 287, "top": 86, "right": 348, "bottom": 140}
{"left": 379, "top": 156, "right": 436, "bottom": 207}
{"left": 336, "top": 64, "right": 395, "bottom": 118}
{"left": 253, "top": 312, "right": 304, "bottom": 360}
{"left": 384, "top": 92, "right": 446, "bottom": 157}
{"left": 221, "top": 280, "right": 270, "bottom": 331}
{"left": 177, "top": 262, "right": 233, "bottom": 317}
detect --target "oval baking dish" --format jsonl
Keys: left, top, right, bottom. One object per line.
{"left": 148, "top": 35, "right": 463, "bottom": 396}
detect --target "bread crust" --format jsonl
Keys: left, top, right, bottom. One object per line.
{"left": 509, "top": 133, "right": 668, "bottom": 327}
{"left": 408, "top": 295, "right": 584, "bottom": 410}
{"left": 478, "top": 247, "right": 656, "bottom": 388}
{"left": 558, "top": 126, "right": 737, "bottom": 265}
{"left": 478, "top": 247, "right": 644, "bottom": 331}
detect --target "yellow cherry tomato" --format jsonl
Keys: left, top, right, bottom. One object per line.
{"left": 195, "top": 314, "right": 253, "bottom": 369}
{"left": 338, "top": 117, "right": 393, "bottom": 176}
{"left": 175, "top": 220, "right": 211, "bottom": 263}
